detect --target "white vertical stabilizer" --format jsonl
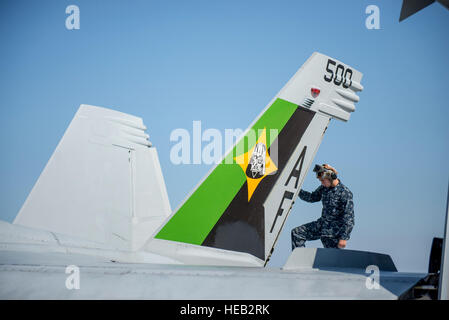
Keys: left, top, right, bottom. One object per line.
{"left": 14, "top": 105, "right": 171, "bottom": 251}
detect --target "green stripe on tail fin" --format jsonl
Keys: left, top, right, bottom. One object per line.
{"left": 155, "top": 98, "right": 297, "bottom": 245}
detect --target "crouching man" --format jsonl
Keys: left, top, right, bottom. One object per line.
{"left": 291, "top": 164, "right": 354, "bottom": 250}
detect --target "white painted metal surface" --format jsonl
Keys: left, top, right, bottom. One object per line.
{"left": 0, "top": 249, "right": 425, "bottom": 299}
{"left": 0, "top": 221, "right": 180, "bottom": 265}
{"left": 279, "top": 52, "right": 363, "bottom": 122}
{"left": 14, "top": 105, "right": 171, "bottom": 252}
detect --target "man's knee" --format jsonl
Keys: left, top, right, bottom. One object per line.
{"left": 291, "top": 227, "right": 307, "bottom": 250}
{"left": 321, "top": 237, "right": 339, "bottom": 249}
{"left": 291, "top": 225, "right": 307, "bottom": 239}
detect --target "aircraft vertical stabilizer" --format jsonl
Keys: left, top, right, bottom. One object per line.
{"left": 149, "top": 52, "right": 364, "bottom": 265}
{"left": 14, "top": 105, "right": 171, "bottom": 251}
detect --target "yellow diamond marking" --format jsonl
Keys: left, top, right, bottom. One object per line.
{"left": 234, "top": 128, "right": 277, "bottom": 201}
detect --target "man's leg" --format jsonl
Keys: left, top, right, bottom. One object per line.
{"left": 291, "top": 221, "right": 321, "bottom": 250}
{"left": 320, "top": 237, "right": 339, "bottom": 249}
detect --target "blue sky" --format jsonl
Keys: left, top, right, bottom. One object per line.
{"left": 0, "top": 0, "right": 448, "bottom": 272}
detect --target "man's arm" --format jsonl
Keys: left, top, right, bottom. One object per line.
{"left": 298, "top": 186, "right": 323, "bottom": 203}
{"left": 339, "top": 190, "right": 355, "bottom": 241}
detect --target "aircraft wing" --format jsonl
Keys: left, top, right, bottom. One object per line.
{"left": 0, "top": 244, "right": 425, "bottom": 299}
{"left": 0, "top": 221, "right": 428, "bottom": 299}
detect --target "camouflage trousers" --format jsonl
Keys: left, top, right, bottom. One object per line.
{"left": 291, "top": 220, "right": 340, "bottom": 250}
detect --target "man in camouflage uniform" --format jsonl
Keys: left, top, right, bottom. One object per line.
{"left": 291, "top": 164, "right": 354, "bottom": 250}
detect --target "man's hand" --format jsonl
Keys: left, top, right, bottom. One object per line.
{"left": 338, "top": 239, "right": 347, "bottom": 249}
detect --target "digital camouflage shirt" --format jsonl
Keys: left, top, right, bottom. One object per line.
{"left": 298, "top": 181, "right": 355, "bottom": 240}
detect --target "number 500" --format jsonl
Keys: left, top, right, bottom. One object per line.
{"left": 324, "top": 59, "right": 353, "bottom": 89}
